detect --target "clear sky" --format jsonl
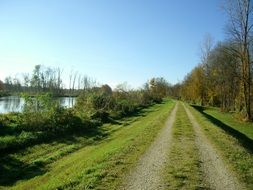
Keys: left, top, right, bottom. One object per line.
{"left": 0, "top": 0, "right": 227, "bottom": 88}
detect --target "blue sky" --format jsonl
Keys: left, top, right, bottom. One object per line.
{"left": 0, "top": 0, "right": 227, "bottom": 88}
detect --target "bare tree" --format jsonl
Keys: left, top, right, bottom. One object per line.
{"left": 56, "top": 67, "right": 63, "bottom": 93}
{"left": 198, "top": 34, "right": 215, "bottom": 105}
{"left": 200, "top": 33, "right": 214, "bottom": 64}
{"left": 223, "top": 0, "right": 253, "bottom": 120}
{"left": 69, "top": 70, "right": 73, "bottom": 93}
{"left": 72, "top": 71, "right": 78, "bottom": 92}
{"left": 22, "top": 73, "right": 30, "bottom": 88}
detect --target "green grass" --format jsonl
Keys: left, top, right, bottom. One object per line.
{"left": 164, "top": 103, "right": 203, "bottom": 190}
{"left": 189, "top": 105, "right": 253, "bottom": 189}
{"left": 0, "top": 111, "right": 102, "bottom": 154}
{"left": 204, "top": 107, "right": 253, "bottom": 140}
{"left": 0, "top": 100, "right": 175, "bottom": 190}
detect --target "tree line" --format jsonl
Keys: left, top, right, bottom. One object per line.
{"left": 0, "top": 76, "right": 171, "bottom": 153}
{"left": 0, "top": 64, "right": 98, "bottom": 96}
{"left": 173, "top": 0, "right": 253, "bottom": 121}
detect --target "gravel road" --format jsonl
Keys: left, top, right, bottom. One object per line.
{"left": 122, "top": 103, "right": 178, "bottom": 190}
{"left": 183, "top": 104, "right": 245, "bottom": 190}
{"left": 122, "top": 103, "right": 245, "bottom": 190}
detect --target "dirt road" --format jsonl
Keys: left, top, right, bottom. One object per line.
{"left": 183, "top": 104, "right": 245, "bottom": 190}
{"left": 122, "top": 103, "right": 178, "bottom": 190}
{"left": 122, "top": 102, "right": 245, "bottom": 190}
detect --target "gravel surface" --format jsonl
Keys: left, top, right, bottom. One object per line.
{"left": 183, "top": 104, "right": 245, "bottom": 190}
{"left": 122, "top": 103, "right": 178, "bottom": 190}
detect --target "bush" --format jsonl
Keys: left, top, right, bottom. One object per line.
{"left": 113, "top": 99, "right": 133, "bottom": 116}
{"left": 75, "top": 92, "right": 113, "bottom": 121}
{"left": 46, "top": 108, "right": 84, "bottom": 132}
{"left": 0, "top": 83, "right": 168, "bottom": 153}
{"left": 74, "top": 88, "right": 164, "bottom": 120}
{"left": 17, "top": 112, "right": 47, "bottom": 132}
{"left": 91, "top": 110, "right": 110, "bottom": 122}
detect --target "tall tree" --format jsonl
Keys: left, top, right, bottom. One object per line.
{"left": 206, "top": 43, "right": 239, "bottom": 110}
{"left": 31, "top": 65, "right": 42, "bottom": 92}
{"left": 224, "top": 0, "right": 253, "bottom": 120}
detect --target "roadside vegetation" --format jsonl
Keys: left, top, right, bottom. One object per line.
{"left": 0, "top": 100, "right": 175, "bottom": 189}
{"left": 203, "top": 107, "right": 253, "bottom": 140}
{"left": 0, "top": 70, "right": 173, "bottom": 189}
{"left": 0, "top": 76, "right": 170, "bottom": 155}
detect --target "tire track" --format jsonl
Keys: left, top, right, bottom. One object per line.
{"left": 183, "top": 104, "right": 245, "bottom": 190}
{"left": 122, "top": 103, "right": 178, "bottom": 190}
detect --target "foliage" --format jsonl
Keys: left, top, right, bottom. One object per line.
{"left": 175, "top": 39, "right": 253, "bottom": 120}
{"left": 0, "top": 79, "right": 170, "bottom": 154}
{"left": 149, "top": 77, "right": 171, "bottom": 102}
{"left": 74, "top": 81, "right": 170, "bottom": 121}
{"left": 75, "top": 91, "right": 112, "bottom": 121}
{"left": 17, "top": 93, "right": 85, "bottom": 132}
{"left": 172, "top": 0, "right": 253, "bottom": 120}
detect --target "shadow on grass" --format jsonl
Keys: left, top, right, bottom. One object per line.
{"left": 0, "top": 124, "right": 107, "bottom": 155}
{"left": 0, "top": 104, "right": 158, "bottom": 156}
{"left": 108, "top": 104, "right": 159, "bottom": 125}
{"left": 0, "top": 103, "right": 162, "bottom": 186}
{"left": 192, "top": 105, "right": 253, "bottom": 153}
{"left": 0, "top": 155, "right": 46, "bottom": 186}
{"left": 0, "top": 127, "right": 108, "bottom": 186}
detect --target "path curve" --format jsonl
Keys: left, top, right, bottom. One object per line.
{"left": 183, "top": 104, "right": 245, "bottom": 190}
{"left": 122, "top": 103, "right": 178, "bottom": 190}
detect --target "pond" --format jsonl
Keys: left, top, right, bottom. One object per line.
{"left": 0, "top": 96, "right": 76, "bottom": 114}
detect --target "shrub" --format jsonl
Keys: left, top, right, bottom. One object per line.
{"left": 75, "top": 91, "right": 113, "bottom": 121}
{"left": 91, "top": 110, "right": 110, "bottom": 122}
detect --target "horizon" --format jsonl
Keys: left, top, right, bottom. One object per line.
{"left": 0, "top": 0, "right": 227, "bottom": 89}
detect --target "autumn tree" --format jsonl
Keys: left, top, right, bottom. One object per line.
{"left": 206, "top": 42, "right": 239, "bottom": 110}
{"left": 100, "top": 84, "right": 113, "bottom": 95}
{"left": 180, "top": 65, "right": 206, "bottom": 105}
{"left": 149, "top": 77, "right": 170, "bottom": 102}
{"left": 224, "top": 0, "right": 253, "bottom": 120}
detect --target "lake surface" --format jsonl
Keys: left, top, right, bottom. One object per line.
{"left": 0, "top": 96, "right": 76, "bottom": 114}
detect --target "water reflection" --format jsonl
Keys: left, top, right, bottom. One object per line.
{"left": 0, "top": 96, "right": 76, "bottom": 114}
{"left": 0, "top": 96, "right": 24, "bottom": 113}
{"left": 59, "top": 97, "right": 76, "bottom": 108}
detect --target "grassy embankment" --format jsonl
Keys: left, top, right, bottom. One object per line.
{"left": 164, "top": 102, "right": 203, "bottom": 190}
{"left": 204, "top": 107, "right": 253, "bottom": 140}
{"left": 189, "top": 104, "right": 253, "bottom": 189}
{"left": 0, "top": 99, "right": 175, "bottom": 190}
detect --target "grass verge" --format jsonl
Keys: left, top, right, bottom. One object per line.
{"left": 164, "top": 103, "right": 203, "bottom": 190}
{"left": 204, "top": 108, "right": 253, "bottom": 140}
{"left": 1, "top": 100, "right": 175, "bottom": 190}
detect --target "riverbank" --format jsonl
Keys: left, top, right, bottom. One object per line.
{"left": 0, "top": 100, "right": 175, "bottom": 189}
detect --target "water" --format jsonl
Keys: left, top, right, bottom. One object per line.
{"left": 0, "top": 96, "right": 76, "bottom": 114}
